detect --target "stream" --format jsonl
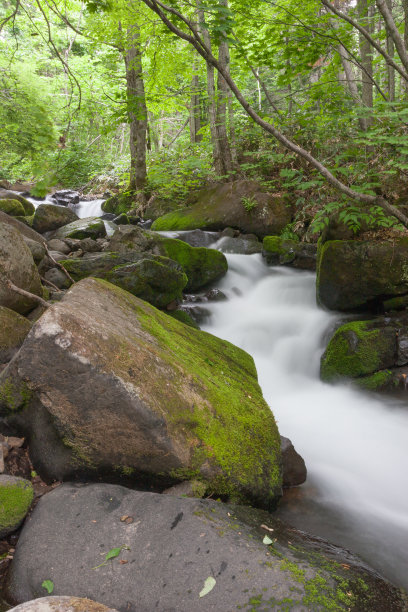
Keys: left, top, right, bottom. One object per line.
{"left": 19, "top": 196, "right": 408, "bottom": 590}
{"left": 201, "top": 251, "right": 408, "bottom": 591}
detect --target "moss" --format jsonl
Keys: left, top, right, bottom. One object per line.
{"left": 0, "top": 479, "right": 34, "bottom": 535}
{"left": 353, "top": 369, "right": 397, "bottom": 391}
{"left": 160, "top": 237, "right": 228, "bottom": 291}
{"left": 168, "top": 310, "right": 200, "bottom": 329}
{"left": 0, "top": 378, "right": 32, "bottom": 412}
{"left": 130, "top": 289, "right": 282, "bottom": 507}
{"left": 320, "top": 320, "right": 396, "bottom": 382}
{"left": 54, "top": 218, "right": 106, "bottom": 240}
{"left": 102, "top": 193, "right": 135, "bottom": 215}
{"left": 382, "top": 295, "right": 408, "bottom": 311}
{"left": 0, "top": 306, "right": 32, "bottom": 356}
{"left": 0, "top": 199, "right": 25, "bottom": 217}
{"left": 14, "top": 214, "right": 34, "bottom": 227}
{"left": 151, "top": 208, "right": 208, "bottom": 231}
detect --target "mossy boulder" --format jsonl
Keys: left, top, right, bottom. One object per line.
{"left": 317, "top": 239, "right": 408, "bottom": 312}
{"left": 320, "top": 320, "right": 397, "bottom": 382}
{"left": 32, "top": 204, "right": 79, "bottom": 234}
{"left": 52, "top": 217, "right": 106, "bottom": 240}
{"left": 60, "top": 251, "right": 188, "bottom": 308}
{"left": 0, "top": 475, "right": 34, "bottom": 538}
{"left": 0, "top": 278, "right": 282, "bottom": 509}
{"left": 263, "top": 236, "right": 317, "bottom": 270}
{"left": 0, "top": 190, "right": 35, "bottom": 215}
{"left": 0, "top": 199, "right": 26, "bottom": 217}
{"left": 102, "top": 193, "right": 135, "bottom": 216}
{"left": 151, "top": 180, "right": 292, "bottom": 238}
{"left": 168, "top": 310, "right": 200, "bottom": 329}
{"left": 0, "top": 223, "right": 43, "bottom": 314}
{"left": 0, "top": 211, "right": 45, "bottom": 246}
{"left": 0, "top": 307, "right": 32, "bottom": 363}
{"left": 320, "top": 315, "right": 408, "bottom": 392}
{"left": 109, "top": 225, "right": 228, "bottom": 291}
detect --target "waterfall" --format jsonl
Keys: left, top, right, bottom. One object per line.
{"left": 202, "top": 253, "right": 408, "bottom": 589}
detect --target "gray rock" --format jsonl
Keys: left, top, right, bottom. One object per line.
{"left": 44, "top": 268, "right": 72, "bottom": 290}
{"left": 23, "top": 238, "right": 46, "bottom": 264}
{"left": 47, "top": 239, "right": 71, "bottom": 255}
{"left": 0, "top": 475, "right": 33, "bottom": 538}
{"left": 52, "top": 218, "right": 106, "bottom": 241}
{"left": 7, "top": 483, "right": 407, "bottom": 612}
{"left": 0, "top": 211, "right": 45, "bottom": 246}
{"left": 0, "top": 278, "right": 281, "bottom": 507}
{"left": 33, "top": 204, "right": 79, "bottom": 234}
{"left": 8, "top": 597, "right": 118, "bottom": 612}
{"left": 176, "top": 229, "right": 219, "bottom": 248}
{"left": 280, "top": 436, "right": 307, "bottom": 487}
{"left": 77, "top": 238, "right": 101, "bottom": 253}
{"left": 0, "top": 223, "right": 43, "bottom": 314}
{"left": 0, "top": 306, "right": 32, "bottom": 364}
{"left": 51, "top": 190, "right": 80, "bottom": 207}
{"left": 217, "top": 235, "right": 263, "bottom": 254}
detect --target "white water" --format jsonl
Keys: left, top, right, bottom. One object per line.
{"left": 202, "top": 254, "right": 408, "bottom": 589}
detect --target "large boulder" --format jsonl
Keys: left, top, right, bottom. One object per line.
{"left": 317, "top": 239, "right": 408, "bottom": 311}
{"left": 0, "top": 224, "right": 43, "bottom": 314}
{"left": 0, "top": 307, "right": 32, "bottom": 363}
{"left": 0, "top": 211, "right": 45, "bottom": 246}
{"left": 0, "top": 278, "right": 282, "bottom": 507}
{"left": 263, "top": 236, "right": 317, "bottom": 270}
{"left": 0, "top": 475, "right": 33, "bottom": 538}
{"left": 151, "top": 180, "right": 292, "bottom": 238}
{"left": 0, "top": 190, "right": 35, "bottom": 215}
{"left": 61, "top": 251, "right": 188, "bottom": 308}
{"left": 52, "top": 218, "right": 106, "bottom": 240}
{"left": 320, "top": 315, "right": 408, "bottom": 392}
{"left": 0, "top": 199, "right": 26, "bottom": 217}
{"left": 109, "top": 226, "right": 228, "bottom": 291}
{"left": 33, "top": 204, "right": 79, "bottom": 234}
{"left": 7, "top": 483, "right": 408, "bottom": 611}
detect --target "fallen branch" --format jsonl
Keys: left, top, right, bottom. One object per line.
{"left": 5, "top": 280, "right": 49, "bottom": 309}
{"left": 45, "top": 247, "right": 74, "bottom": 284}
{"left": 41, "top": 276, "right": 62, "bottom": 292}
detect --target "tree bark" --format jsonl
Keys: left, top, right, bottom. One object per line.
{"left": 189, "top": 57, "right": 202, "bottom": 143}
{"left": 376, "top": 0, "right": 408, "bottom": 75}
{"left": 385, "top": 0, "right": 395, "bottom": 101}
{"left": 125, "top": 24, "right": 147, "bottom": 194}
{"left": 357, "top": 0, "right": 373, "bottom": 129}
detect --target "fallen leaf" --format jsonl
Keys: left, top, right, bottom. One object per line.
{"left": 42, "top": 580, "right": 54, "bottom": 594}
{"left": 119, "top": 560, "right": 128, "bottom": 565}
{"left": 199, "top": 576, "right": 216, "bottom": 598}
{"left": 263, "top": 535, "right": 273, "bottom": 545}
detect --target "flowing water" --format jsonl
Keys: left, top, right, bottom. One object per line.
{"left": 201, "top": 252, "right": 408, "bottom": 590}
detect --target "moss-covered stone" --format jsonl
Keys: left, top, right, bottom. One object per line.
{"left": 168, "top": 310, "right": 200, "bottom": 329}
{"left": 151, "top": 180, "right": 292, "bottom": 238}
{"left": 0, "top": 306, "right": 32, "bottom": 363}
{"left": 353, "top": 369, "right": 398, "bottom": 392}
{"left": 317, "top": 239, "right": 408, "bottom": 312}
{"left": 263, "top": 236, "right": 317, "bottom": 270}
{"left": 320, "top": 320, "right": 397, "bottom": 382}
{"left": 32, "top": 204, "right": 79, "bottom": 234}
{"left": 0, "top": 199, "right": 25, "bottom": 217}
{"left": 0, "top": 475, "right": 34, "bottom": 538}
{"left": 102, "top": 193, "right": 135, "bottom": 215}
{"left": 52, "top": 217, "right": 106, "bottom": 240}
{"left": 1, "top": 278, "right": 282, "bottom": 508}
{"left": 0, "top": 191, "right": 35, "bottom": 215}
{"left": 61, "top": 251, "right": 188, "bottom": 309}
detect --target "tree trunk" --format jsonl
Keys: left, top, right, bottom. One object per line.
{"left": 124, "top": 24, "right": 147, "bottom": 194}
{"left": 357, "top": 0, "right": 373, "bottom": 129}
{"left": 216, "top": 4, "right": 234, "bottom": 177}
{"left": 189, "top": 57, "right": 202, "bottom": 143}
{"left": 385, "top": 0, "right": 395, "bottom": 101}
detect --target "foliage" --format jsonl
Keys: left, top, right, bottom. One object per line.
{"left": 241, "top": 195, "right": 257, "bottom": 212}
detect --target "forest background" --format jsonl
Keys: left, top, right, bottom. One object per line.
{"left": 2, "top": 0, "right": 408, "bottom": 239}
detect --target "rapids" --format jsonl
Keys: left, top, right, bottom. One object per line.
{"left": 201, "top": 252, "right": 408, "bottom": 590}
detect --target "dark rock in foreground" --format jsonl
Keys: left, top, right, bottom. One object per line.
{"left": 7, "top": 483, "right": 407, "bottom": 611}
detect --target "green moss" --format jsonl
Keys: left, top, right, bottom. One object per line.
{"left": 0, "top": 306, "right": 32, "bottom": 355}
{"left": 0, "top": 199, "right": 25, "bottom": 217}
{"left": 168, "top": 310, "right": 199, "bottom": 329}
{"left": 102, "top": 193, "right": 135, "bottom": 215}
{"left": 320, "top": 320, "right": 395, "bottom": 382}
{"left": 382, "top": 295, "right": 408, "bottom": 311}
{"left": 160, "top": 237, "right": 228, "bottom": 291}
{"left": 263, "top": 236, "right": 285, "bottom": 256}
{"left": 0, "top": 378, "right": 32, "bottom": 412}
{"left": 0, "top": 479, "right": 34, "bottom": 535}
{"left": 353, "top": 369, "right": 397, "bottom": 391}
{"left": 151, "top": 208, "right": 207, "bottom": 231}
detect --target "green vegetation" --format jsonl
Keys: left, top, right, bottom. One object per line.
{"left": 0, "top": 478, "right": 34, "bottom": 536}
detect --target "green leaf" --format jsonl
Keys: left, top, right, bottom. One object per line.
{"left": 105, "top": 547, "right": 122, "bottom": 561}
{"left": 263, "top": 535, "right": 273, "bottom": 545}
{"left": 199, "top": 576, "right": 216, "bottom": 598}
{"left": 42, "top": 580, "right": 54, "bottom": 594}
